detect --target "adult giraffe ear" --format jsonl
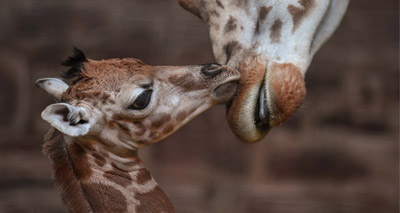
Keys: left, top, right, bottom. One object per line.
{"left": 41, "top": 103, "right": 94, "bottom": 137}
{"left": 35, "top": 78, "right": 68, "bottom": 101}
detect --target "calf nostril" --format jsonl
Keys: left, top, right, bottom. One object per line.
{"left": 201, "top": 63, "right": 223, "bottom": 79}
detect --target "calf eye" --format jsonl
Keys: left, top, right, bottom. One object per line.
{"left": 128, "top": 90, "right": 153, "bottom": 110}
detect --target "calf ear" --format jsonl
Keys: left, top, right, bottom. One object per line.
{"left": 35, "top": 78, "right": 68, "bottom": 101}
{"left": 41, "top": 103, "right": 93, "bottom": 137}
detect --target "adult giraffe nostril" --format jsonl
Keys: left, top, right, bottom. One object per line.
{"left": 201, "top": 63, "right": 223, "bottom": 79}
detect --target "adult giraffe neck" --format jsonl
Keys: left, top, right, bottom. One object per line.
{"left": 43, "top": 127, "right": 175, "bottom": 213}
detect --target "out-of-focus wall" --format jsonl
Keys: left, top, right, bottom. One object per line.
{"left": 0, "top": 0, "right": 398, "bottom": 212}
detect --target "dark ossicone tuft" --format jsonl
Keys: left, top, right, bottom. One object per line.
{"left": 61, "top": 48, "right": 88, "bottom": 79}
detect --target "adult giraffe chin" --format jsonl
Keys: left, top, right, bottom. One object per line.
{"left": 179, "top": 0, "right": 350, "bottom": 142}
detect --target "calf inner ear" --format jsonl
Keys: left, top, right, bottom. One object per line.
{"left": 35, "top": 78, "right": 68, "bottom": 101}
{"left": 41, "top": 103, "right": 92, "bottom": 137}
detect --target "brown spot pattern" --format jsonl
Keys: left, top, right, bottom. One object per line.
{"left": 92, "top": 152, "right": 106, "bottom": 167}
{"left": 216, "top": 0, "right": 224, "bottom": 9}
{"left": 255, "top": 6, "right": 272, "bottom": 34}
{"left": 288, "top": 0, "right": 315, "bottom": 33}
{"left": 133, "top": 122, "right": 146, "bottom": 136}
{"left": 224, "top": 16, "right": 237, "bottom": 34}
{"left": 175, "top": 111, "right": 187, "bottom": 122}
{"left": 149, "top": 131, "right": 158, "bottom": 139}
{"left": 117, "top": 122, "right": 131, "bottom": 136}
{"left": 168, "top": 73, "right": 199, "bottom": 91}
{"left": 135, "top": 185, "right": 175, "bottom": 213}
{"left": 82, "top": 183, "right": 128, "bottom": 212}
{"left": 151, "top": 113, "right": 171, "bottom": 128}
{"left": 136, "top": 168, "right": 152, "bottom": 185}
{"left": 270, "top": 19, "right": 283, "bottom": 43}
{"left": 103, "top": 166, "right": 132, "bottom": 187}
{"left": 162, "top": 125, "right": 174, "bottom": 134}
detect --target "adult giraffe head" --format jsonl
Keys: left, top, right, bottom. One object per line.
{"left": 179, "top": 0, "right": 349, "bottom": 142}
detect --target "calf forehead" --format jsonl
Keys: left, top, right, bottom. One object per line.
{"left": 62, "top": 58, "right": 154, "bottom": 101}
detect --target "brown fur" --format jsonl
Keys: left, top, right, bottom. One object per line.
{"left": 103, "top": 166, "right": 133, "bottom": 187}
{"left": 288, "top": 0, "right": 315, "bottom": 33}
{"left": 81, "top": 183, "right": 128, "bottom": 212}
{"left": 136, "top": 168, "right": 153, "bottom": 185}
{"left": 68, "top": 142, "right": 93, "bottom": 180}
{"left": 135, "top": 186, "right": 175, "bottom": 213}
{"left": 268, "top": 62, "right": 306, "bottom": 126}
{"left": 92, "top": 152, "right": 106, "bottom": 167}
{"left": 270, "top": 19, "right": 283, "bottom": 43}
{"left": 43, "top": 128, "right": 92, "bottom": 212}
{"left": 62, "top": 58, "right": 154, "bottom": 102}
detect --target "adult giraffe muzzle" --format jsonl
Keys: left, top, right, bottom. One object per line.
{"left": 179, "top": 0, "right": 349, "bottom": 142}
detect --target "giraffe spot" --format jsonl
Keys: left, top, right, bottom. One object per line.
{"left": 103, "top": 165, "right": 132, "bottom": 187}
{"left": 162, "top": 124, "right": 174, "bottom": 134}
{"left": 254, "top": 6, "right": 272, "bottom": 34}
{"left": 92, "top": 152, "right": 106, "bottom": 167}
{"left": 116, "top": 122, "right": 131, "bottom": 136}
{"left": 216, "top": 0, "right": 224, "bottom": 9}
{"left": 270, "top": 19, "right": 283, "bottom": 43}
{"left": 121, "top": 159, "right": 140, "bottom": 168}
{"left": 82, "top": 183, "right": 127, "bottom": 212}
{"left": 149, "top": 131, "right": 158, "bottom": 139}
{"left": 135, "top": 185, "right": 175, "bottom": 213}
{"left": 168, "top": 73, "right": 198, "bottom": 91}
{"left": 136, "top": 168, "right": 153, "bottom": 185}
{"left": 151, "top": 114, "right": 171, "bottom": 128}
{"left": 224, "top": 16, "right": 237, "bottom": 34}
{"left": 223, "top": 41, "right": 242, "bottom": 64}
{"left": 176, "top": 111, "right": 187, "bottom": 122}
{"left": 288, "top": 0, "right": 315, "bottom": 33}
{"left": 133, "top": 122, "right": 146, "bottom": 136}
{"left": 68, "top": 142, "right": 93, "bottom": 180}
{"left": 135, "top": 139, "right": 147, "bottom": 146}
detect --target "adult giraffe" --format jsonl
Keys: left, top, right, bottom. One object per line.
{"left": 179, "top": 0, "right": 350, "bottom": 142}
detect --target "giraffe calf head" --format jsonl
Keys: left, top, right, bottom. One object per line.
{"left": 37, "top": 48, "right": 240, "bottom": 152}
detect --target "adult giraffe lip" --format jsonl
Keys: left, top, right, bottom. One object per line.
{"left": 225, "top": 57, "right": 271, "bottom": 143}
{"left": 226, "top": 61, "right": 306, "bottom": 142}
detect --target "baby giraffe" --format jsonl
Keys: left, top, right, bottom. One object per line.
{"left": 36, "top": 48, "right": 240, "bottom": 212}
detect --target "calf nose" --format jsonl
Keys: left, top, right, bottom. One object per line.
{"left": 201, "top": 63, "right": 223, "bottom": 79}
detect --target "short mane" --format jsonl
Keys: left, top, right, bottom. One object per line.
{"left": 61, "top": 48, "right": 88, "bottom": 79}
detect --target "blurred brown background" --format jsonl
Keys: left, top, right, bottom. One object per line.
{"left": 0, "top": 0, "right": 398, "bottom": 212}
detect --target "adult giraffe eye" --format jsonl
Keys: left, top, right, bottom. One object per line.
{"left": 128, "top": 90, "right": 153, "bottom": 110}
